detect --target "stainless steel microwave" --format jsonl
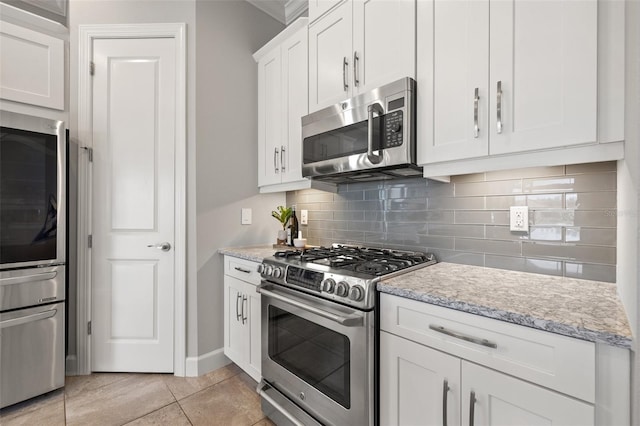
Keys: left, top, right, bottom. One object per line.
{"left": 301, "top": 77, "right": 422, "bottom": 183}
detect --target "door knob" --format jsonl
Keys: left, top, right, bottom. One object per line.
{"left": 147, "top": 242, "right": 171, "bottom": 252}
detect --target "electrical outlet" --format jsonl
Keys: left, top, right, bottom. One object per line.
{"left": 241, "top": 208, "right": 252, "bottom": 225}
{"left": 510, "top": 206, "right": 529, "bottom": 232}
{"left": 300, "top": 209, "right": 308, "bottom": 225}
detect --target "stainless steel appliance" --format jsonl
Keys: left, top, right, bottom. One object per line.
{"left": 0, "top": 110, "right": 66, "bottom": 409}
{"left": 301, "top": 77, "right": 421, "bottom": 184}
{"left": 257, "top": 245, "right": 436, "bottom": 426}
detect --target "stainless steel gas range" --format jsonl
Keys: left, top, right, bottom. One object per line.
{"left": 256, "top": 245, "right": 436, "bottom": 426}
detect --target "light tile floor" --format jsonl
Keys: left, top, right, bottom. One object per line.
{"left": 0, "top": 363, "right": 275, "bottom": 426}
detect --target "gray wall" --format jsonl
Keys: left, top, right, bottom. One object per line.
{"left": 288, "top": 162, "right": 618, "bottom": 283}
{"left": 194, "top": 0, "right": 284, "bottom": 358}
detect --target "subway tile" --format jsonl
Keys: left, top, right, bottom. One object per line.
{"left": 485, "top": 225, "right": 529, "bottom": 241}
{"left": 428, "top": 196, "right": 485, "bottom": 210}
{"left": 485, "top": 165, "right": 565, "bottom": 181}
{"left": 526, "top": 194, "right": 564, "bottom": 208}
{"left": 455, "top": 211, "right": 509, "bottom": 225}
{"left": 428, "top": 224, "right": 485, "bottom": 238}
{"left": 425, "top": 181, "right": 456, "bottom": 197}
{"left": 523, "top": 172, "right": 616, "bottom": 193}
{"left": 455, "top": 179, "right": 523, "bottom": 197}
{"left": 565, "top": 192, "right": 616, "bottom": 210}
{"left": 335, "top": 191, "right": 365, "bottom": 201}
{"left": 386, "top": 222, "right": 429, "bottom": 234}
{"left": 345, "top": 181, "right": 384, "bottom": 192}
{"left": 531, "top": 210, "right": 575, "bottom": 226}
{"left": 325, "top": 200, "right": 348, "bottom": 211}
{"left": 566, "top": 161, "right": 616, "bottom": 174}
{"left": 522, "top": 242, "right": 616, "bottom": 265}
{"left": 564, "top": 262, "right": 616, "bottom": 283}
{"left": 425, "top": 210, "right": 455, "bottom": 223}
{"left": 333, "top": 230, "right": 365, "bottom": 241}
{"left": 364, "top": 232, "right": 388, "bottom": 244}
{"left": 348, "top": 200, "right": 384, "bottom": 211}
{"left": 529, "top": 226, "right": 563, "bottom": 241}
{"left": 524, "top": 258, "right": 564, "bottom": 276}
{"left": 574, "top": 210, "right": 617, "bottom": 227}
{"left": 364, "top": 189, "right": 387, "bottom": 201}
{"left": 385, "top": 184, "right": 430, "bottom": 199}
{"left": 349, "top": 221, "right": 385, "bottom": 232}
{"left": 333, "top": 211, "right": 364, "bottom": 221}
{"left": 485, "top": 195, "right": 527, "bottom": 209}
{"left": 309, "top": 211, "right": 333, "bottom": 221}
{"left": 384, "top": 210, "right": 431, "bottom": 223}
{"left": 386, "top": 199, "right": 428, "bottom": 211}
{"left": 455, "top": 238, "right": 522, "bottom": 256}
{"left": 485, "top": 255, "right": 562, "bottom": 276}
{"left": 414, "top": 235, "right": 455, "bottom": 250}
{"left": 365, "top": 211, "right": 385, "bottom": 221}
{"left": 565, "top": 227, "right": 616, "bottom": 246}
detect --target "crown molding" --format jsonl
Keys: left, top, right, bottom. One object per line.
{"left": 246, "top": 0, "right": 308, "bottom": 25}
{"left": 284, "top": 0, "right": 307, "bottom": 24}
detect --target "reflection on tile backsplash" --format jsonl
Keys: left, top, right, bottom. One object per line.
{"left": 286, "top": 162, "right": 617, "bottom": 282}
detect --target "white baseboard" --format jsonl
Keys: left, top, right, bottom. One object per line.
{"left": 184, "top": 347, "right": 231, "bottom": 377}
{"left": 65, "top": 355, "right": 77, "bottom": 376}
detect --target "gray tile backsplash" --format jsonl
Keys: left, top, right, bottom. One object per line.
{"left": 287, "top": 161, "right": 618, "bottom": 283}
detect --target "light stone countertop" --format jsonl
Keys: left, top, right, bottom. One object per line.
{"left": 218, "top": 245, "right": 281, "bottom": 263}
{"left": 378, "top": 262, "right": 633, "bottom": 349}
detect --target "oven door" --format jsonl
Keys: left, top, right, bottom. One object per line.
{"left": 258, "top": 282, "right": 374, "bottom": 426}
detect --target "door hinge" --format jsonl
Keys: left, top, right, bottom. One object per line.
{"left": 90, "top": 61, "right": 95, "bottom": 76}
{"left": 88, "top": 321, "right": 92, "bottom": 335}
{"left": 88, "top": 234, "right": 93, "bottom": 248}
{"left": 81, "top": 146, "right": 93, "bottom": 162}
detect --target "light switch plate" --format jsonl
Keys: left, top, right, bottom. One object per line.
{"left": 300, "top": 209, "right": 308, "bottom": 225}
{"left": 241, "top": 208, "right": 252, "bottom": 225}
{"left": 510, "top": 206, "right": 528, "bottom": 232}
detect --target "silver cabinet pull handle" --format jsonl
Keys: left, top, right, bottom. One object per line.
{"left": 0, "top": 309, "right": 57, "bottom": 329}
{"left": 274, "top": 147, "right": 279, "bottom": 173}
{"left": 280, "top": 145, "right": 286, "bottom": 172}
{"left": 147, "top": 242, "right": 171, "bottom": 252}
{"left": 353, "top": 51, "right": 359, "bottom": 87}
{"left": 234, "top": 267, "right": 251, "bottom": 274}
{"left": 473, "top": 88, "right": 480, "bottom": 138}
{"left": 0, "top": 272, "right": 57, "bottom": 286}
{"left": 242, "top": 295, "right": 248, "bottom": 324}
{"left": 343, "top": 56, "right": 349, "bottom": 91}
{"left": 469, "top": 390, "right": 476, "bottom": 426}
{"left": 367, "top": 102, "right": 384, "bottom": 164}
{"left": 236, "top": 293, "right": 242, "bottom": 321}
{"left": 443, "top": 379, "right": 450, "bottom": 426}
{"left": 429, "top": 324, "right": 497, "bottom": 349}
{"left": 496, "top": 80, "right": 503, "bottom": 134}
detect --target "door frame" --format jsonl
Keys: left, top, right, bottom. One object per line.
{"left": 77, "top": 23, "right": 187, "bottom": 376}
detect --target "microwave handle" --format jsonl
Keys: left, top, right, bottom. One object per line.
{"left": 367, "top": 102, "right": 384, "bottom": 164}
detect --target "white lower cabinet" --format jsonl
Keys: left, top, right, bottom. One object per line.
{"left": 379, "top": 293, "right": 625, "bottom": 426}
{"left": 223, "top": 257, "right": 261, "bottom": 382}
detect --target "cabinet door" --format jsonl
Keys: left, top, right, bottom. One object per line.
{"left": 308, "top": 0, "right": 353, "bottom": 112}
{"left": 257, "top": 47, "right": 283, "bottom": 186}
{"left": 418, "top": 0, "right": 489, "bottom": 164}
{"left": 380, "top": 332, "right": 461, "bottom": 426}
{"left": 462, "top": 362, "right": 594, "bottom": 426}
{"left": 352, "top": 0, "right": 415, "bottom": 94}
{"left": 489, "top": 0, "right": 597, "bottom": 155}
{"left": 280, "top": 27, "right": 308, "bottom": 184}
{"left": 223, "top": 276, "right": 248, "bottom": 366}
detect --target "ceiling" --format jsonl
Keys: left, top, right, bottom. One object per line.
{"left": 245, "top": 0, "right": 308, "bottom": 25}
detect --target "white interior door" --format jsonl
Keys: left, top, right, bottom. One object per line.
{"left": 91, "top": 37, "right": 176, "bottom": 372}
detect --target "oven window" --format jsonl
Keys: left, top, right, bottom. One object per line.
{"left": 268, "top": 305, "right": 351, "bottom": 408}
{"left": 0, "top": 127, "right": 58, "bottom": 264}
{"left": 303, "top": 116, "right": 382, "bottom": 164}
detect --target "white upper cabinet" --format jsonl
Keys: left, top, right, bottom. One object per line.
{"left": 417, "top": 0, "right": 623, "bottom": 176}
{"left": 0, "top": 21, "right": 64, "bottom": 110}
{"left": 309, "top": 0, "right": 416, "bottom": 113}
{"left": 308, "top": 0, "right": 343, "bottom": 23}
{"left": 255, "top": 18, "right": 310, "bottom": 191}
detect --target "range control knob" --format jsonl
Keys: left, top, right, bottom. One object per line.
{"left": 335, "top": 281, "right": 349, "bottom": 297}
{"left": 390, "top": 122, "right": 402, "bottom": 133}
{"left": 348, "top": 285, "right": 365, "bottom": 301}
{"left": 264, "top": 265, "right": 273, "bottom": 276}
{"left": 257, "top": 264, "right": 265, "bottom": 274}
{"left": 273, "top": 267, "right": 283, "bottom": 279}
{"left": 322, "top": 278, "right": 336, "bottom": 293}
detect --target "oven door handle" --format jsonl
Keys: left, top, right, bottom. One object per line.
{"left": 257, "top": 381, "right": 305, "bottom": 426}
{"left": 256, "top": 284, "right": 364, "bottom": 327}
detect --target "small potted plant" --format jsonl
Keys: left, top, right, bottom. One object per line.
{"left": 272, "top": 206, "right": 292, "bottom": 245}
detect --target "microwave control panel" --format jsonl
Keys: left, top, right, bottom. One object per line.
{"left": 384, "top": 110, "right": 403, "bottom": 148}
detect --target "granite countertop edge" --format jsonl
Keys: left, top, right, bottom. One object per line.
{"left": 218, "top": 245, "right": 274, "bottom": 263}
{"left": 377, "top": 283, "right": 633, "bottom": 349}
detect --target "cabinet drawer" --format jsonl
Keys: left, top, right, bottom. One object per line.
{"left": 380, "top": 293, "right": 595, "bottom": 403}
{"left": 224, "top": 256, "right": 261, "bottom": 285}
